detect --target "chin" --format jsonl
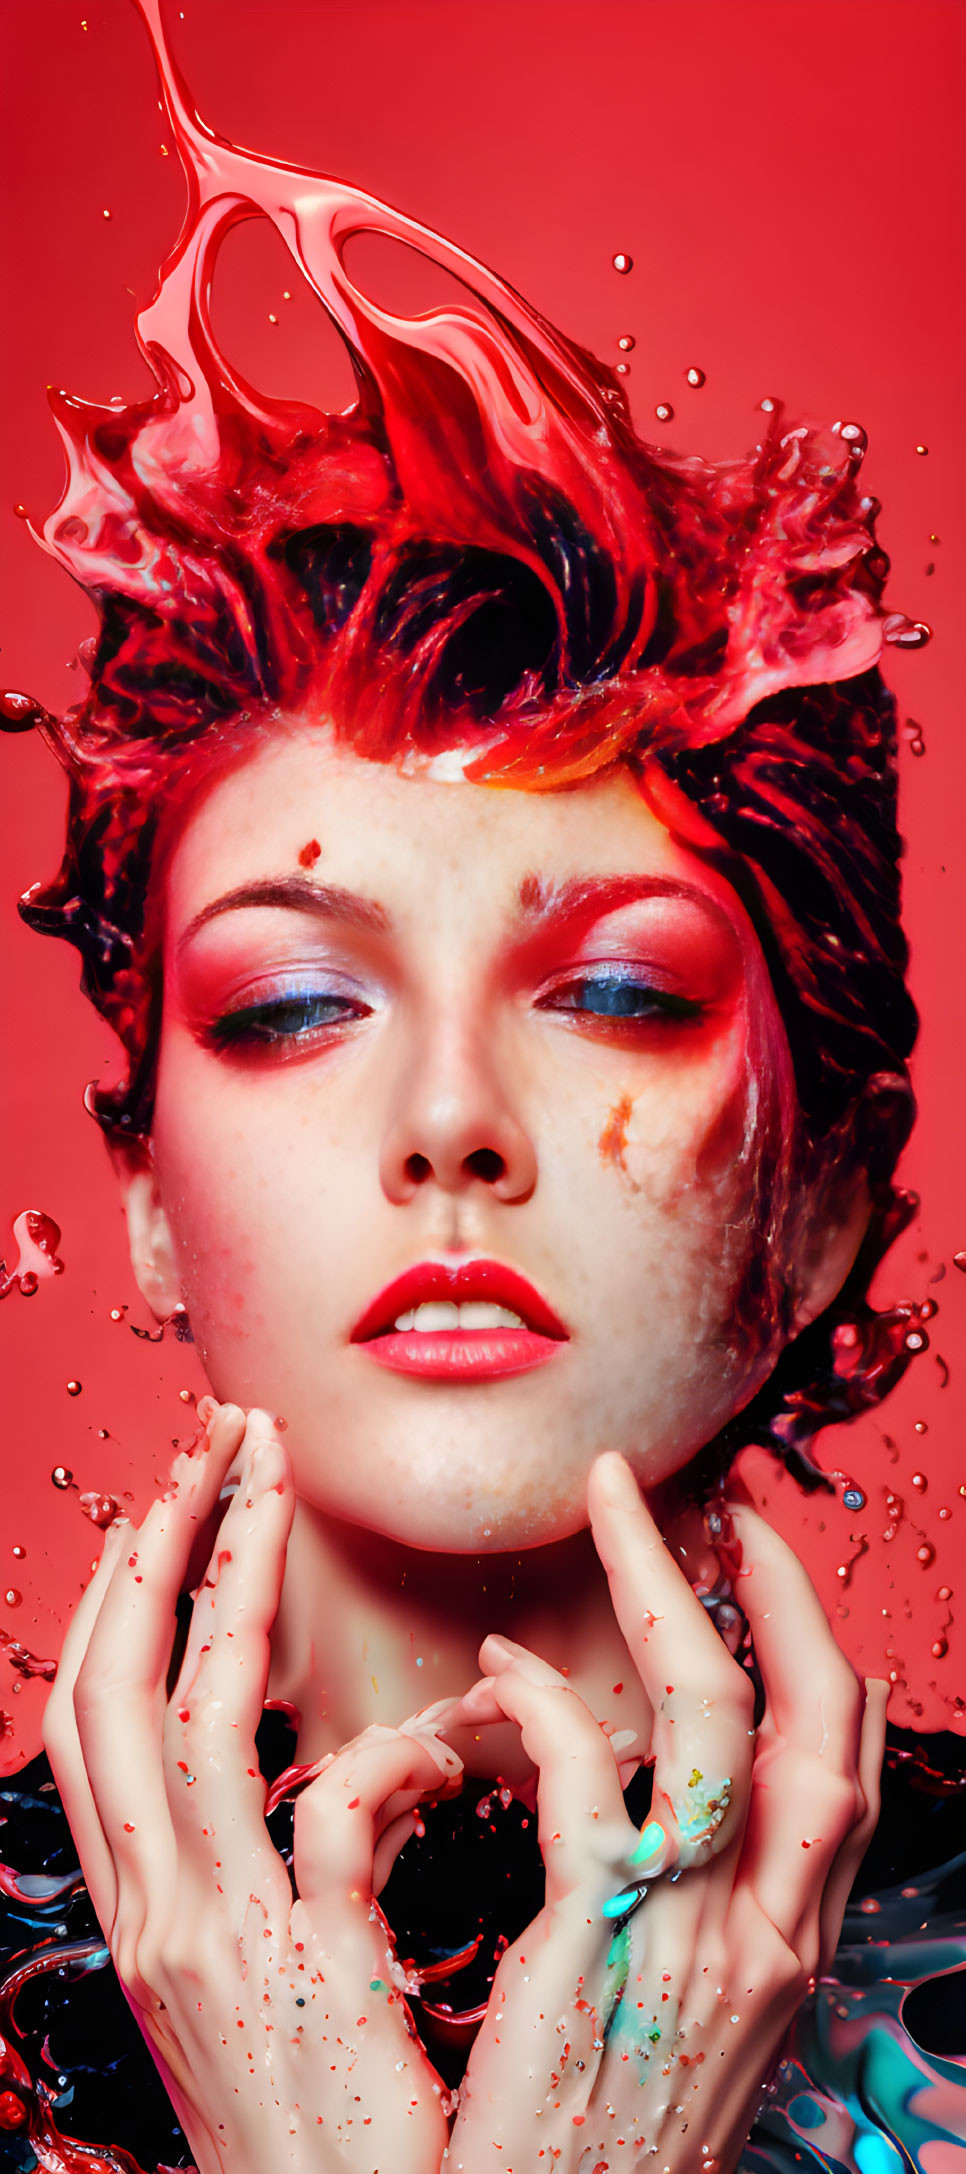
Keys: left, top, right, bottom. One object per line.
{"left": 294, "top": 1421, "right": 591, "bottom": 1553}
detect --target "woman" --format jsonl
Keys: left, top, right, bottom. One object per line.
{"left": 0, "top": 3, "right": 955, "bottom": 2169}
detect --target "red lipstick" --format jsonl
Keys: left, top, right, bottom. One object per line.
{"left": 350, "top": 1258, "right": 569, "bottom": 1381}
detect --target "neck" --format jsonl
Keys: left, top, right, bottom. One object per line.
{"left": 268, "top": 1481, "right": 714, "bottom": 1785}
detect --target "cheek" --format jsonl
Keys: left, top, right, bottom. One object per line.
{"left": 151, "top": 1050, "right": 349, "bottom": 1379}
{"left": 586, "top": 1029, "right": 769, "bottom": 1355}
{"left": 603, "top": 1025, "right": 756, "bottom": 1219}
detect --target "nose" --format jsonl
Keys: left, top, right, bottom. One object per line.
{"left": 379, "top": 1013, "right": 537, "bottom": 1205}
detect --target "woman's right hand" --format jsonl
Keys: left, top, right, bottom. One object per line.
{"left": 43, "top": 1400, "right": 460, "bottom": 2174}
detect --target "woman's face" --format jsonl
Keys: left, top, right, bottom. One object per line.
{"left": 140, "top": 720, "right": 797, "bottom": 1551}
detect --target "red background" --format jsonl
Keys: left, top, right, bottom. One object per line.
{"left": 1, "top": 0, "right": 964, "bottom": 1769}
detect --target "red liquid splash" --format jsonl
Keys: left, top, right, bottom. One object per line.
{"left": 0, "top": 1212, "right": 64, "bottom": 1302}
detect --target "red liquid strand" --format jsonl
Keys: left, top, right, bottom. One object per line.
{"left": 0, "top": 1936, "right": 148, "bottom": 2173}
{"left": 23, "top": 0, "right": 906, "bottom": 796}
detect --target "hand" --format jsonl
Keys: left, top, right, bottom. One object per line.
{"left": 446, "top": 1451, "right": 885, "bottom": 2174}
{"left": 43, "top": 1401, "right": 460, "bottom": 2174}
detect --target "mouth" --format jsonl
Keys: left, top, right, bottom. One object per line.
{"left": 349, "top": 1258, "right": 570, "bottom": 1381}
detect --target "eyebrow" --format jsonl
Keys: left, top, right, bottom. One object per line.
{"left": 175, "top": 876, "right": 391, "bottom": 955}
{"left": 515, "top": 872, "right": 734, "bottom": 933}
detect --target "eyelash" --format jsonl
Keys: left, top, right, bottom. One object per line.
{"left": 206, "top": 970, "right": 704, "bottom": 1051}
{"left": 537, "top": 973, "right": 705, "bottom": 1025}
{"left": 207, "top": 989, "right": 371, "bottom": 1048}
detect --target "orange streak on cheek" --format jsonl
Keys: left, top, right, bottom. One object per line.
{"left": 598, "top": 1092, "right": 636, "bottom": 1175}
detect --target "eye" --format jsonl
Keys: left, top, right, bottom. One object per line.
{"left": 537, "top": 971, "right": 705, "bottom": 1024}
{"left": 207, "top": 988, "right": 371, "bottom": 1048}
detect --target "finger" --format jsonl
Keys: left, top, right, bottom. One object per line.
{"left": 41, "top": 1516, "right": 131, "bottom": 1928}
{"left": 163, "top": 1416, "right": 296, "bottom": 1904}
{"left": 458, "top": 1639, "right": 672, "bottom": 2141}
{"left": 589, "top": 1453, "right": 756, "bottom": 1867}
{"left": 728, "top": 1501, "right": 864, "bottom": 1767}
{"left": 730, "top": 1504, "right": 867, "bottom": 1956}
{"left": 70, "top": 1409, "right": 248, "bottom": 1916}
{"left": 477, "top": 1635, "right": 640, "bottom": 1912}
{"left": 817, "top": 1678, "right": 887, "bottom": 1973}
{"left": 293, "top": 1720, "right": 463, "bottom": 1943}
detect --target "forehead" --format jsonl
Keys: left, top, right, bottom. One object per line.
{"left": 162, "top": 718, "right": 741, "bottom": 931}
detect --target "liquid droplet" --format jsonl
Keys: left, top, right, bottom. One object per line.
{"left": 953, "top": 1251, "right": 966, "bottom": 1272}
{"left": 655, "top": 402, "right": 674, "bottom": 422}
{"left": 836, "top": 419, "right": 867, "bottom": 456}
{"left": 685, "top": 366, "right": 706, "bottom": 388}
{"left": 51, "top": 1466, "right": 73, "bottom": 1489}
{"left": 842, "top": 1486, "right": 866, "bottom": 1511}
{"left": 911, "top": 1471, "right": 927, "bottom": 1489}
{"left": 915, "top": 443, "right": 928, "bottom": 456}
{"left": 617, "top": 335, "right": 635, "bottom": 352}
{"left": 11, "top": 1546, "right": 25, "bottom": 1560}
{"left": 882, "top": 614, "right": 933, "bottom": 648}
{"left": 916, "top": 1543, "right": 936, "bottom": 1567}
{"left": 931, "top": 1638, "right": 948, "bottom": 1659}
{"left": 66, "top": 1379, "right": 82, "bottom": 1396}
{"left": 615, "top": 362, "right": 630, "bottom": 376}
{"left": 0, "top": 689, "right": 48, "bottom": 732}
{"left": 79, "top": 1491, "right": 120, "bottom": 1530}
{"left": 4, "top": 1591, "right": 22, "bottom": 1608}
{"left": 759, "top": 396, "right": 779, "bottom": 413}
{"left": 612, "top": 253, "right": 633, "bottom": 274}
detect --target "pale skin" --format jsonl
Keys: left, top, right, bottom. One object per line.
{"left": 44, "top": 720, "right": 885, "bottom": 2172}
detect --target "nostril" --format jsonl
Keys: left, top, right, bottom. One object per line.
{"left": 405, "top": 1152, "right": 433, "bottom": 1185}
{"left": 465, "top": 1147, "right": 505, "bottom": 1183}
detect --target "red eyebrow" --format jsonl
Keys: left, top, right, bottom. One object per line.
{"left": 175, "top": 876, "right": 391, "bottom": 955}
{"left": 514, "top": 873, "right": 734, "bottom": 937}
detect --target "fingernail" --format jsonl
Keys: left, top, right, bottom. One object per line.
{"left": 454, "top": 1676, "right": 501, "bottom": 1719}
{"left": 482, "top": 1632, "right": 524, "bottom": 1670}
{"left": 627, "top": 1817, "right": 671, "bottom": 1874}
{"left": 594, "top": 1452, "right": 640, "bottom": 1509}
{"left": 406, "top": 1695, "right": 463, "bottom": 1729}
{"left": 251, "top": 1435, "right": 286, "bottom": 1488}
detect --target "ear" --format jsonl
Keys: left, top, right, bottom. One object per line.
{"left": 108, "top": 1137, "right": 183, "bottom": 1323}
{"left": 792, "top": 1166, "right": 873, "bottom": 1332}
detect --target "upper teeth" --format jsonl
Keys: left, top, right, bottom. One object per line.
{"left": 393, "top": 1301, "right": 525, "bottom": 1332}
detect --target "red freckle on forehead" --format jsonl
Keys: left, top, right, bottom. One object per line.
{"left": 298, "top": 837, "right": 321, "bottom": 868}
{"left": 598, "top": 1093, "right": 635, "bottom": 1174}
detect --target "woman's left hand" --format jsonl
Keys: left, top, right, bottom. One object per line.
{"left": 445, "top": 1451, "right": 886, "bottom": 2174}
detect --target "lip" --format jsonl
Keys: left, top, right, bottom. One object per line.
{"left": 350, "top": 1258, "right": 569, "bottom": 1382}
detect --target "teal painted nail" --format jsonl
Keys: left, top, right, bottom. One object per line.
{"left": 628, "top": 1818, "right": 668, "bottom": 1870}
{"left": 602, "top": 1878, "right": 648, "bottom": 1919}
